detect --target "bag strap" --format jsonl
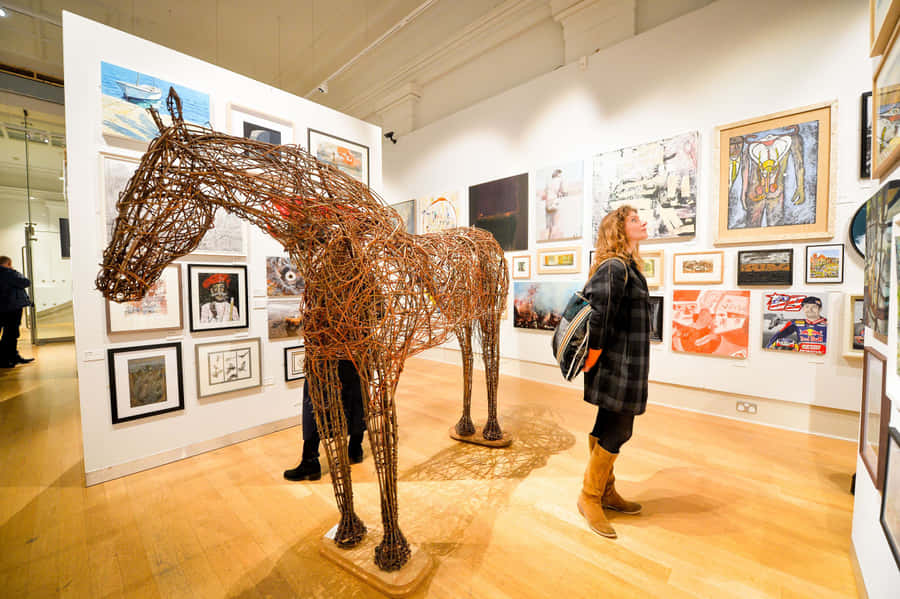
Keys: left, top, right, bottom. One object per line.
{"left": 590, "top": 256, "right": 629, "bottom": 287}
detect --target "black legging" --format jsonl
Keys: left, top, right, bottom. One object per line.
{"left": 591, "top": 406, "right": 634, "bottom": 454}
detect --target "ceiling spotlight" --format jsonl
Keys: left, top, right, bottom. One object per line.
{"left": 0, "top": 8, "right": 8, "bottom": 18}
{"left": 316, "top": 81, "right": 329, "bottom": 94}
{"left": 384, "top": 131, "right": 397, "bottom": 144}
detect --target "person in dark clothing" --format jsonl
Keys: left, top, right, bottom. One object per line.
{"left": 579, "top": 205, "right": 649, "bottom": 539}
{"left": 0, "top": 256, "right": 34, "bottom": 368}
{"left": 284, "top": 360, "right": 366, "bottom": 481}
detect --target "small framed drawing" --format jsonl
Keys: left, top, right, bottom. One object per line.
{"left": 874, "top": 25, "right": 900, "bottom": 178}
{"left": 511, "top": 255, "right": 531, "bottom": 279}
{"left": 227, "top": 103, "right": 294, "bottom": 146}
{"left": 284, "top": 345, "right": 306, "bottom": 381}
{"left": 107, "top": 264, "right": 183, "bottom": 334}
{"left": 673, "top": 251, "right": 724, "bottom": 284}
{"left": 862, "top": 91, "right": 873, "bottom": 179}
{"left": 536, "top": 246, "right": 581, "bottom": 274}
{"left": 641, "top": 250, "right": 663, "bottom": 288}
{"left": 805, "top": 244, "right": 843, "bottom": 284}
{"left": 861, "top": 347, "right": 891, "bottom": 488}
{"left": 107, "top": 342, "right": 184, "bottom": 424}
{"left": 880, "top": 427, "right": 900, "bottom": 569}
{"left": 308, "top": 128, "right": 369, "bottom": 187}
{"left": 187, "top": 264, "right": 249, "bottom": 332}
{"left": 390, "top": 199, "right": 416, "bottom": 234}
{"left": 195, "top": 337, "right": 262, "bottom": 398}
{"left": 737, "top": 249, "right": 793, "bottom": 286}
{"left": 100, "top": 151, "right": 140, "bottom": 243}
{"left": 648, "top": 296, "right": 663, "bottom": 342}
{"left": 843, "top": 294, "right": 865, "bottom": 358}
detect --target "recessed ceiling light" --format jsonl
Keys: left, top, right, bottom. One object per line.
{"left": 0, "top": 8, "right": 8, "bottom": 18}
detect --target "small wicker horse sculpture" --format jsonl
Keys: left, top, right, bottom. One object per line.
{"left": 96, "top": 90, "right": 509, "bottom": 571}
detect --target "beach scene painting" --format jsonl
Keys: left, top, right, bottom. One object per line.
{"left": 101, "top": 61, "right": 211, "bottom": 142}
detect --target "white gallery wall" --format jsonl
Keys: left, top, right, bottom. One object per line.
{"left": 62, "top": 12, "right": 383, "bottom": 484}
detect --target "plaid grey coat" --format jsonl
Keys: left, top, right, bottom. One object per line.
{"left": 582, "top": 257, "right": 650, "bottom": 415}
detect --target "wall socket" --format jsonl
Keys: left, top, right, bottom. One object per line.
{"left": 736, "top": 401, "right": 757, "bottom": 414}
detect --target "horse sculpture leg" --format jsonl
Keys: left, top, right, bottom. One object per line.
{"left": 478, "top": 312, "right": 503, "bottom": 441}
{"left": 361, "top": 361, "right": 411, "bottom": 571}
{"left": 454, "top": 323, "right": 476, "bottom": 437}
{"left": 307, "top": 356, "right": 366, "bottom": 548}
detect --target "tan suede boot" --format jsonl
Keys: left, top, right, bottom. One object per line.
{"left": 577, "top": 442, "right": 616, "bottom": 538}
{"left": 602, "top": 460, "right": 642, "bottom": 515}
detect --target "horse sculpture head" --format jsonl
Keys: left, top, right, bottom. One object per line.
{"left": 96, "top": 89, "right": 218, "bottom": 302}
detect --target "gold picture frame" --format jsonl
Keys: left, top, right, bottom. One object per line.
{"left": 536, "top": 246, "right": 581, "bottom": 275}
{"left": 715, "top": 102, "right": 835, "bottom": 245}
{"left": 641, "top": 250, "right": 664, "bottom": 288}
{"left": 871, "top": 0, "right": 900, "bottom": 57}
{"left": 874, "top": 22, "right": 900, "bottom": 179}
{"left": 673, "top": 251, "right": 724, "bottom": 285}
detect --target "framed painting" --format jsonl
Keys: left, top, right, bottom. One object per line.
{"left": 107, "top": 264, "right": 183, "bottom": 334}
{"left": 876, "top": 24, "right": 900, "bottom": 178}
{"left": 420, "top": 192, "right": 459, "bottom": 234}
{"left": 536, "top": 247, "right": 581, "bottom": 275}
{"left": 101, "top": 61, "right": 210, "bottom": 144}
{"left": 107, "top": 342, "right": 184, "bottom": 424}
{"left": 649, "top": 296, "right": 664, "bottom": 342}
{"left": 671, "top": 290, "right": 750, "bottom": 359}
{"left": 641, "top": 250, "right": 664, "bottom": 288}
{"left": 673, "top": 251, "right": 724, "bottom": 285}
{"left": 861, "top": 347, "right": 890, "bottom": 489}
{"left": 195, "top": 337, "right": 262, "bottom": 399}
{"left": 390, "top": 200, "right": 416, "bottom": 235}
{"left": 592, "top": 131, "right": 698, "bottom": 242}
{"left": 880, "top": 427, "right": 900, "bottom": 568}
{"left": 266, "top": 256, "right": 304, "bottom": 297}
{"left": 805, "top": 243, "right": 843, "bottom": 284}
{"left": 512, "top": 280, "right": 582, "bottom": 331}
{"left": 511, "top": 255, "right": 531, "bottom": 279}
{"left": 227, "top": 104, "right": 294, "bottom": 146}
{"left": 871, "top": 0, "right": 900, "bottom": 56}
{"left": 284, "top": 345, "right": 306, "bottom": 382}
{"left": 843, "top": 293, "right": 865, "bottom": 359}
{"left": 469, "top": 173, "right": 529, "bottom": 252}
{"left": 191, "top": 209, "right": 247, "bottom": 256}
{"left": 100, "top": 152, "right": 140, "bottom": 243}
{"left": 187, "top": 264, "right": 249, "bottom": 332}
{"left": 308, "top": 129, "right": 369, "bottom": 186}
{"left": 736, "top": 249, "right": 793, "bottom": 286}
{"left": 716, "top": 103, "right": 834, "bottom": 245}
{"left": 535, "top": 161, "right": 583, "bottom": 242}
{"left": 267, "top": 300, "right": 302, "bottom": 340}
{"left": 865, "top": 180, "right": 900, "bottom": 341}
{"left": 862, "top": 91, "right": 874, "bottom": 179}
{"left": 761, "top": 292, "right": 828, "bottom": 355}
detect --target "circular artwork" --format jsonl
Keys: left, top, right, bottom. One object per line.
{"left": 849, "top": 201, "right": 866, "bottom": 258}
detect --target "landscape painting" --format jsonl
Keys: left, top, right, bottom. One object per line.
{"left": 470, "top": 173, "right": 529, "bottom": 251}
{"left": 512, "top": 280, "right": 581, "bottom": 330}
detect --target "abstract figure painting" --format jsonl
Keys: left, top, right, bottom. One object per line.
{"left": 308, "top": 129, "right": 369, "bottom": 186}
{"left": 761, "top": 292, "right": 828, "bottom": 355}
{"left": 469, "top": 173, "right": 529, "bottom": 252}
{"left": 266, "top": 256, "right": 305, "bottom": 297}
{"left": 671, "top": 290, "right": 750, "bottom": 359}
{"left": 107, "top": 342, "right": 184, "bottom": 424}
{"left": 513, "top": 281, "right": 581, "bottom": 330}
{"left": 420, "top": 193, "right": 459, "bottom": 233}
{"left": 717, "top": 104, "right": 833, "bottom": 244}
{"left": 736, "top": 249, "right": 793, "bottom": 286}
{"left": 865, "top": 180, "right": 900, "bottom": 342}
{"left": 195, "top": 338, "right": 262, "bottom": 398}
{"left": 106, "top": 264, "right": 182, "bottom": 333}
{"left": 535, "top": 161, "right": 583, "bottom": 242}
{"left": 101, "top": 62, "right": 210, "bottom": 143}
{"left": 187, "top": 264, "right": 248, "bottom": 332}
{"left": 593, "top": 131, "right": 698, "bottom": 242}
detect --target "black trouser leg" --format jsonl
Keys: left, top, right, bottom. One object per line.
{"left": 590, "top": 406, "right": 635, "bottom": 454}
{"left": 0, "top": 309, "right": 21, "bottom": 364}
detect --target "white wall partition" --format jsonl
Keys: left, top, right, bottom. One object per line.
{"left": 62, "top": 12, "right": 382, "bottom": 484}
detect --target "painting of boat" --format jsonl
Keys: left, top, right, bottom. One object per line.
{"left": 115, "top": 77, "right": 161, "bottom": 102}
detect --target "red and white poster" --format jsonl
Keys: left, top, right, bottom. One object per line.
{"left": 671, "top": 290, "right": 750, "bottom": 359}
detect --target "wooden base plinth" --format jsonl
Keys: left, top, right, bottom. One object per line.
{"left": 319, "top": 525, "right": 433, "bottom": 597}
{"left": 449, "top": 425, "right": 513, "bottom": 447}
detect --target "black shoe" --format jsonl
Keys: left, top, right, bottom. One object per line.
{"left": 14, "top": 355, "right": 34, "bottom": 364}
{"left": 0, "top": 361, "right": 15, "bottom": 369}
{"left": 283, "top": 459, "right": 321, "bottom": 481}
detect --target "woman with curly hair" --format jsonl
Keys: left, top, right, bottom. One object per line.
{"left": 578, "top": 205, "right": 649, "bottom": 538}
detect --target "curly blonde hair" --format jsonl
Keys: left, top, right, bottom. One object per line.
{"left": 589, "top": 205, "right": 642, "bottom": 276}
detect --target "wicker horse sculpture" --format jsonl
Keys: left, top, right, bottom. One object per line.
{"left": 95, "top": 90, "right": 509, "bottom": 571}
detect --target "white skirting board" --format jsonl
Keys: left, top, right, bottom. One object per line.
{"left": 83, "top": 416, "right": 299, "bottom": 486}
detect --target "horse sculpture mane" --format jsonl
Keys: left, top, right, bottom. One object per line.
{"left": 96, "top": 89, "right": 509, "bottom": 572}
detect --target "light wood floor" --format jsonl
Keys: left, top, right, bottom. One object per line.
{"left": 0, "top": 343, "right": 859, "bottom": 598}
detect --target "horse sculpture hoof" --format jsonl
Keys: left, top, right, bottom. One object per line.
{"left": 454, "top": 417, "right": 476, "bottom": 437}
{"left": 335, "top": 513, "right": 367, "bottom": 548}
{"left": 374, "top": 539, "right": 412, "bottom": 571}
{"left": 482, "top": 420, "right": 503, "bottom": 441}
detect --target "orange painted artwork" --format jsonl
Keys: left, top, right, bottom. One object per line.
{"left": 671, "top": 289, "right": 750, "bottom": 359}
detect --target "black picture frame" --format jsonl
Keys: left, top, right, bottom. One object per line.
{"left": 736, "top": 249, "right": 793, "bottom": 286}
{"left": 861, "top": 347, "right": 891, "bottom": 489}
{"left": 187, "top": 264, "right": 249, "bottom": 332}
{"left": 880, "top": 427, "right": 900, "bottom": 569}
{"left": 284, "top": 345, "right": 306, "bottom": 381}
{"left": 649, "top": 296, "right": 663, "bottom": 342}
{"left": 861, "top": 91, "right": 873, "bottom": 179}
{"left": 805, "top": 243, "right": 844, "bottom": 284}
{"left": 108, "top": 342, "right": 185, "bottom": 424}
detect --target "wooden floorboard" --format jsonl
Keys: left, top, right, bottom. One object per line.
{"left": 0, "top": 343, "right": 858, "bottom": 598}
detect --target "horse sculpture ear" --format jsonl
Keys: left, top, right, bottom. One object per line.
{"left": 166, "top": 87, "right": 184, "bottom": 124}
{"left": 149, "top": 106, "right": 166, "bottom": 132}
